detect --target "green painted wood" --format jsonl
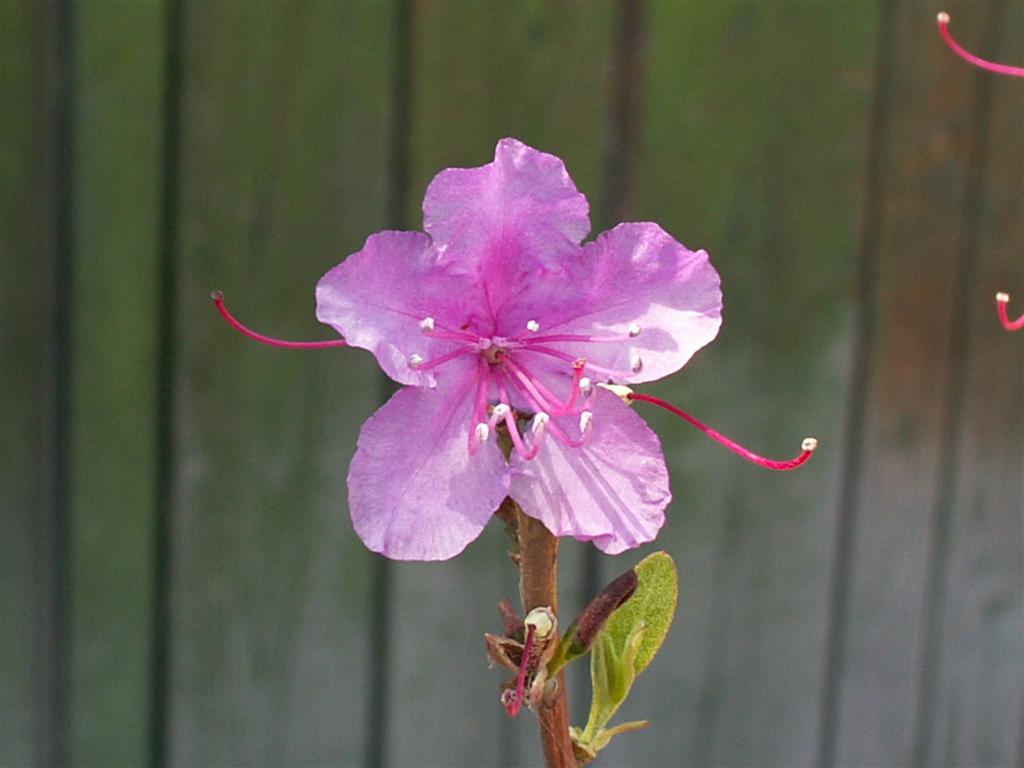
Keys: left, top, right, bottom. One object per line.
{"left": 0, "top": 2, "right": 50, "bottom": 764}
{"left": 605, "top": 2, "right": 878, "bottom": 765}
{"left": 390, "top": 1, "right": 616, "bottom": 764}
{"left": 927, "top": 28, "right": 1024, "bottom": 759}
{"left": 169, "top": 1, "right": 396, "bottom": 763}
{"left": 66, "top": 2, "right": 166, "bottom": 763}
{"left": 835, "top": 2, "right": 1023, "bottom": 765}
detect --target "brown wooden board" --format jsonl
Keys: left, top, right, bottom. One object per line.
{"left": 834, "top": 1, "right": 1023, "bottom": 765}
{"left": 66, "top": 2, "right": 166, "bottom": 763}
{"left": 168, "top": 1, "right": 396, "bottom": 763}
{"left": 600, "top": 2, "right": 878, "bottom": 765}
{"left": 0, "top": 2, "right": 51, "bottom": 764}
{"left": 389, "top": 1, "right": 615, "bottom": 763}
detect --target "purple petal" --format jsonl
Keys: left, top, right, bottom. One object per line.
{"left": 348, "top": 372, "right": 510, "bottom": 561}
{"left": 316, "top": 230, "right": 485, "bottom": 387}
{"left": 422, "top": 138, "right": 591, "bottom": 280}
{"left": 498, "top": 222, "right": 722, "bottom": 385}
{"left": 508, "top": 389, "right": 670, "bottom": 554}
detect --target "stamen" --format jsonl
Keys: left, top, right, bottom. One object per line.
{"left": 520, "top": 329, "right": 642, "bottom": 344}
{"left": 520, "top": 345, "right": 640, "bottom": 379}
{"left": 630, "top": 352, "right": 643, "bottom": 374}
{"left": 406, "top": 347, "right": 475, "bottom": 372}
{"left": 579, "top": 376, "right": 592, "bottom": 396}
{"left": 996, "top": 292, "right": 1024, "bottom": 331}
{"left": 475, "top": 423, "right": 491, "bottom": 443}
{"left": 629, "top": 392, "right": 817, "bottom": 471}
{"left": 526, "top": 320, "right": 540, "bottom": 333}
{"left": 211, "top": 291, "right": 348, "bottom": 349}
{"left": 504, "top": 622, "right": 536, "bottom": 718}
{"left": 419, "top": 316, "right": 436, "bottom": 332}
{"left": 628, "top": 322, "right": 642, "bottom": 337}
{"left": 937, "top": 12, "right": 1024, "bottom": 77}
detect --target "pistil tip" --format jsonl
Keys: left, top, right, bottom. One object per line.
{"left": 598, "top": 382, "right": 634, "bottom": 402}
{"left": 802, "top": 437, "right": 818, "bottom": 452}
{"left": 937, "top": 11, "right": 950, "bottom": 25}
{"left": 996, "top": 292, "right": 1010, "bottom": 303}
{"left": 210, "top": 289, "right": 224, "bottom": 301}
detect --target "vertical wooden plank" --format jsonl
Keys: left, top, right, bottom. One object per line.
{"left": 920, "top": 3, "right": 1023, "bottom": 764}
{"left": 66, "top": 2, "right": 166, "bottom": 764}
{"left": 0, "top": 2, "right": 51, "bottom": 764}
{"left": 603, "top": 2, "right": 877, "bottom": 765}
{"left": 170, "top": 1, "right": 395, "bottom": 764}
{"left": 833, "top": 2, "right": 1021, "bottom": 765}
{"left": 389, "top": 1, "right": 614, "bottom": 764}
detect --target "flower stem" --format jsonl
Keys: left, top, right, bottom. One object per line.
{"left": 514, "top": 502, "right": 578, "bottom": 768}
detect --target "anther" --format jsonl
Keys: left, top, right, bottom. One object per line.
{"left": 419, "top": 316, "right": 436, "bottom": 332}
{"left": 531, "top": 412, "right": 550, "bottom": 435}
{"left": 628, "top": 322, "right": 642, "bottom": 337}
{"left": 526, "top": 320, "right": 540, "bottom": 333}
{"left": 629, "top": 391, "right": 818, "bottom": 471}
{"left": 597, "top": 382, "right": 634, "bottom": 403}
{"left": 630, "top": 352, "right": 643, "bottom": 373}
{"left": 475, "top": 423, "right": 491, "bottom": 443}
{"left": 408, "top": 354, "right": 424, "bottom": 368}
{"left": 579, "top": 376, "right": 592, "bottom": 395}
{"left": 996, "top": 292, "right": 1024, "bottom": 331}
{"left": 211, "top": 290, "right": 349, "bottom": 349}
{"left": 937, "top": 11, "right": 1024, "bottom": 77}
{"left": 491, "top": 403, "right": 511, "bottom": 421}
{"left": 579, "top": 411, "right": 594, "bottom": 434}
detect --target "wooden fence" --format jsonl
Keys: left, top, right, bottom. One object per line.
{"left": 2, "top": 1, "right": 1021, "bottom": 766}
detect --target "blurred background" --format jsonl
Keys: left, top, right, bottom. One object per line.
{"left": 2, "top": 1, "right": 1021, "bottom": 766}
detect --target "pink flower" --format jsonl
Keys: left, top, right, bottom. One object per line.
{"left": 214, "top": 138, "right": 815, "bottom": 561}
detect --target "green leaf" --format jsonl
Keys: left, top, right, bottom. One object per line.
{"left": 574, "top": 551, "right": 678, "bottom": 755}
{"left": 602, "top": 551, "right": 678, "bottom": 676}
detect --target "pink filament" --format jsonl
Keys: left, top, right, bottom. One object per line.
{"left": 937, "top": 13, "right": 1024, "bottom": 77}
{"left": 211, "top": 291, "right": 348, "bottom": 349}
{"left": 521, "top": 344, "right": 636, "bottom": 379}
{"left": 997, "top": 294, "right": 1024, "bottom": 331}
{"left": 630, "top": 392, "right": 816, "bottom": 471}
{"left": 411, "top": 347, "right": 476, "bottom": 371}
{"left": 505, "top": 623, "right": 537, "bottom": 718}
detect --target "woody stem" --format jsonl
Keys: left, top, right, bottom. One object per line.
{"left": 514, "top": 501, "right": 577, "bottom": 768}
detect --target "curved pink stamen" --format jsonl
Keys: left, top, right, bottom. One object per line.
{"left": 630, "top": 392, "right": 817, "bottom": 471}
{"left": 505, "top": 623, "right": 536, "bottom": 718}
{"left": 504, "top": 356, "right": 589, "bottom": 417}
{"left": 520, "top": 345, "right": 637, "bottom": 379}
{"left": 996, "top": 292, "right": 1024, "bottom": 331}
{"left": 494, "top": 372, "right": 543, "bottom": 460}
{"left": 937, "top": 12, "right": 1024, "bottom": 77}
{"left": 410, "top": 347, "right": 476, "bottom": 372}
{"left": 517, "top": 331, "right": 635, "bottom": 344}
{"left": 211, "top": 291, "right": 348, "bottom": 349}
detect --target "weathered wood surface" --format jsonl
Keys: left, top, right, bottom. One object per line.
{"left": 2, "top": 1, "right": 1020, "bottom": 766}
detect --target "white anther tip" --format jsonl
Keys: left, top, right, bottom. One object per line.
{"left": 492, "top": 403, "right": 511, "bottom": 419}
{"left": 408, "top": 354, "right": 424, "bottom": 368}
{"left": 996, "top": 292, "right": 1010, "bottom": 303}
{"left": 627, "top": 322, "right": 641, "bottom": 337}
{"left": 578, "top": 376, "right": 592, "bottom": 392}
{"left": 937, "top": 11, "right": 950, "bottom": 24}
{"left": 526, "top": 320, "right": 540, "bottom": 333}
{"left": 524, "top": 607, "right": 556, "bottom": 638}
{"left": 475, "top": 423, "right": 491, "bottom": 443}
{"left": 419, "top": 316, "right": 435, "bottom": 332}
{"left": 531, "top": 412, "right": 550, "bottom": 432}
{"left": 802, "top": 437, "right": 819, "bottom": 452}
{"left": 629, "top": 353, "right": 643, "bottom": 373}
{"left": 579, "top": 411, "right": 593, "bottom": 433}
